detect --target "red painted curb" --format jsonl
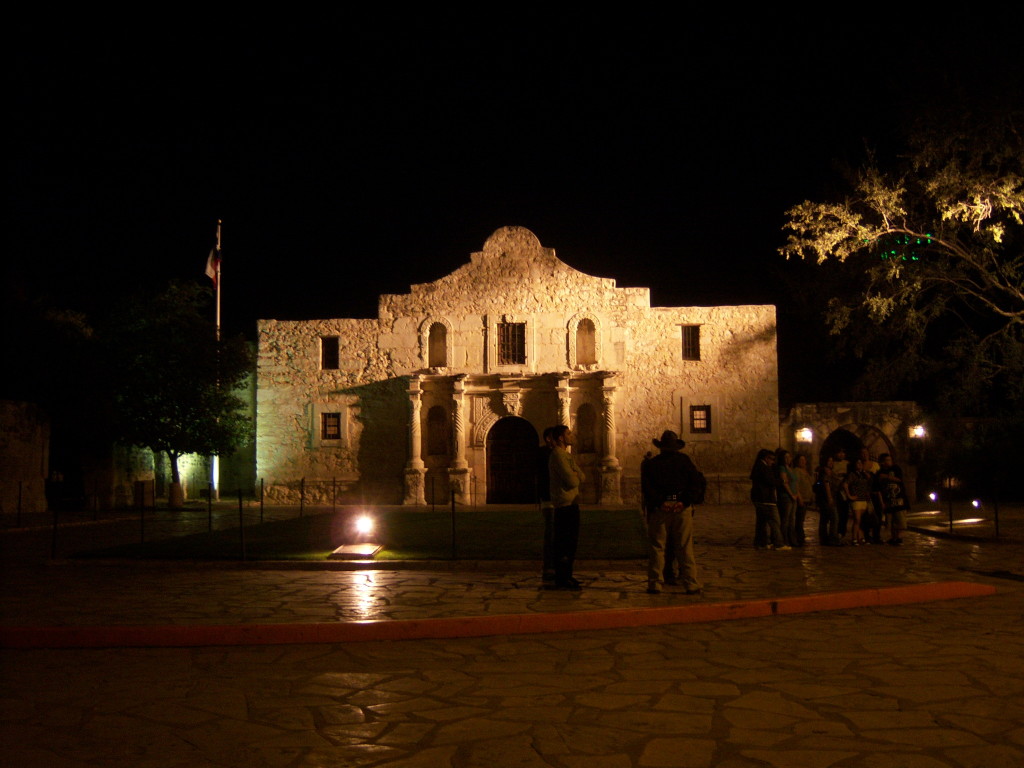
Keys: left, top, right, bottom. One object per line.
{"left": 0, "top": 581, "right": 996, "bottom": 649}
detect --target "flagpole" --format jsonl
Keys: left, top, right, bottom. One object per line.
{"left": 215, "top": 219, "right": 222, "bottom": 341}
{"left": 212, "top": 219, "right": 222, "bottom": 501}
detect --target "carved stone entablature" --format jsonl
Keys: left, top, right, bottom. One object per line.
{"left": 502, "top": 391, "right": 522, "bottom": 416}
{"left": 472, "top": 409, "right": 500, "bottom": 448}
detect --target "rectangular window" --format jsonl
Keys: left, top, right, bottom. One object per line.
{"left": 321, "top": 336, "right": 340, "bottom": 370}
{"left": 321, "top": 412, "right": 341, "bottom": 440}
{"left": 498, "top": 322, "right": 526, "bottom": 365}
{"left": 682, "top": 325, "right": 701, "bottom": 361}
{"left": 690, "top": 405, "right": 712, "bottom": 433}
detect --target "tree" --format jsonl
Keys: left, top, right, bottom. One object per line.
{"left": 780, "top": 108, "right": 1023, "bottom": 416}
{"left": 103, "top": 282, "right": 253, "bottom": 499}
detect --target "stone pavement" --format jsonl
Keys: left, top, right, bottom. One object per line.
{"left": 1, "top": 504, "right": 1022, "bottom": 767}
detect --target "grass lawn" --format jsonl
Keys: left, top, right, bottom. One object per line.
{"left": 78, "top": 507, "right": 648, "bottom": 561}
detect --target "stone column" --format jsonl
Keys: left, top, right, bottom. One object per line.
{"left": 451, "top": 376, "right": 468, "bottom": 470}
{"left": 449, "top": 376, "right": 470, "bottom": 504}
{"left": 403, "top": 375, "right": 426, "bottom": 505}
{"left": 600, "top": 380, "right": 622, "bottom": 504}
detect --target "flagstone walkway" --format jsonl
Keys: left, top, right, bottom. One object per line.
{"left": 1, "top": 504, "right": 1022, "bottom": 767}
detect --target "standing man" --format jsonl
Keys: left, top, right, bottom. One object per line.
{"left": 875, "top": 453, "right": 909, "bottom": 545}
{"left": 642, "top": 430, "right": 703, "bottom": 595}
{"left": 537, "top": 427, "right": 556, "bottom": 583}
{"left": 859, "top": 447, "right": 882, "bottom": 543}
{"left": 832, "top": 448, "right": 850, "bottom": 540}
{"left": 751, "top": 449, "right": 787, "bottom": 550}
{"left": 548, "top": 425, "right": 586, "bottom": 590}
{"left": 642, "top": 450, "right": 677, "bottom": 584}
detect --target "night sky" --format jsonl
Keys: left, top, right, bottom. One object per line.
{"left": 10, "top": 11, "right": 1022, "bottom": 387}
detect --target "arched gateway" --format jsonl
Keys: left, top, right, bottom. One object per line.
{"left": 486, "top": 417, "right": 538, "bottom": 503}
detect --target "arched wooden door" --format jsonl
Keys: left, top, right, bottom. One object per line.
{"left": 486, "top": 417, "right": 539, "bottom": 503}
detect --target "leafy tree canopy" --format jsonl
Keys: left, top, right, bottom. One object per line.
{"left": 101, "top": 281, "right": 253, "bottom": 483}
{"left": 780, "top": 106, "right": 1023, "bottom": 416}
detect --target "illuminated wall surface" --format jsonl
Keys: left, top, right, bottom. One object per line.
{"left": 256, "top": 227, "right": 778, "bottom": 505}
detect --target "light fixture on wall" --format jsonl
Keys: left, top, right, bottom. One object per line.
{"left": 795, "top": 427, "right": 813, "bottom": 443}
{"left": 909, "top": 425, "right": 926, "bottom": 438}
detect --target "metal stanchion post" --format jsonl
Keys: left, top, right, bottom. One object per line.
{"left": 208, "top": 482, "right": 213, "bottom": 532}
{"left": 300, "top": 478, "right": 305, "bottom": 517}
{"left": 51, "top": 506, "right": 58, "bottom": 559}
{"left": 947, "top": 475, "right": 954, "bottom": 533}
{"left": 239, "top": 490, "right": 245, "bottom": 560}
{"left": 260, "top": 478, "right": 265, "bottom": 524}
{"left": 993, "top": 483, "right": 1001, "bottom": 539}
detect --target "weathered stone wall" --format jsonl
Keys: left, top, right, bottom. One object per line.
{"left": 617, "top": 304, "right": 778, "bottom": 504}
{"left": 0, "top": 400, "right": 49, "bottom": 516}
{"left": 256, "top": 227, "right": 778, "bottom": 505}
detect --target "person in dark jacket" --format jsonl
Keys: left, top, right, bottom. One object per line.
{"left": 642, "top": 430, "right": 703, "bottom": 595}
{"left": 537, "top": 427, "right": 556, "bottom": 582}
{"left": 751, "top": 449, "right": 788, "bottom": 550}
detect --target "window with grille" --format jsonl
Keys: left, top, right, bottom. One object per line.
{"left": 498, "top": 322, "right": 526, "bottom": 364}
{"left": 321, "top": 412, "right": 342, "bottom": 440}
{"left": 681, "top": 325, "right": 701, "bottom": 361}
{"left": 321, "top": 336, "right": 340, "bottom": 369}
{"left": 690, "top": 405, "right": 712, "bottom": 433}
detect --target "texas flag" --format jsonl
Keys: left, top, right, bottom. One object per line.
{"left": 204, "top": 247, "right": 221, "bottom": 288}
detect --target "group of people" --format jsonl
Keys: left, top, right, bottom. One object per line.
{"left": 538, "top": 427, "right": 705, "bottom": 596}
{"left": 536, "top": 430, "right": 907, "bottom": 596}
{"left": 750, "top": 446, "right": 910, "bottom": 549}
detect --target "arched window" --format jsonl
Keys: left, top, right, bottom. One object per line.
{"left": 427, "top": 405, "right": 450, "bottom": 456}
{"left": 576, "top": 318, "right": 596, "bottom": 366}
{"left": 428, "top": 322, "right": 447, "bottom": 368}
{"left": 576, "top": 403, "right": 597, "bottom": 454}
{"left": 567, "top": 312, "right": 601, "bottom": 369}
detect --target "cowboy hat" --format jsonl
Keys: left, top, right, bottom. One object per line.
{"left": 653, "top": 430, "right": 686, "bottom": 450}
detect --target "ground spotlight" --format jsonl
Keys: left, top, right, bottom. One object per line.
{"left": 355, "top": 514, "right": 375, "bottom": 536}
{"left": 971, "top": 499, "right": 981, "bottom": 509}
{"left": 929, "top": 492, "right": 938, "bottom": 502}
{"left": 329, "top": 511, "right": 383, "bottom": 560}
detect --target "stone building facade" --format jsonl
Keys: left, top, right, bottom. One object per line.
{"left": 256, "top": 227, "right": 779, "bottom": 506}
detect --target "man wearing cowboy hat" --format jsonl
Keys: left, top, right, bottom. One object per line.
{"left": 641, "top": 430, "right": 703, "bottom": 595}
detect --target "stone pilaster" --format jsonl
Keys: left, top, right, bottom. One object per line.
{"left": 452, "top": 375, "right": 468, "bottom": 470}
{"left": 404, "top": 375, "right": 426, "bottom": 505}
{"left": 600, "top": 380, "right": 622, "bottom": 503}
